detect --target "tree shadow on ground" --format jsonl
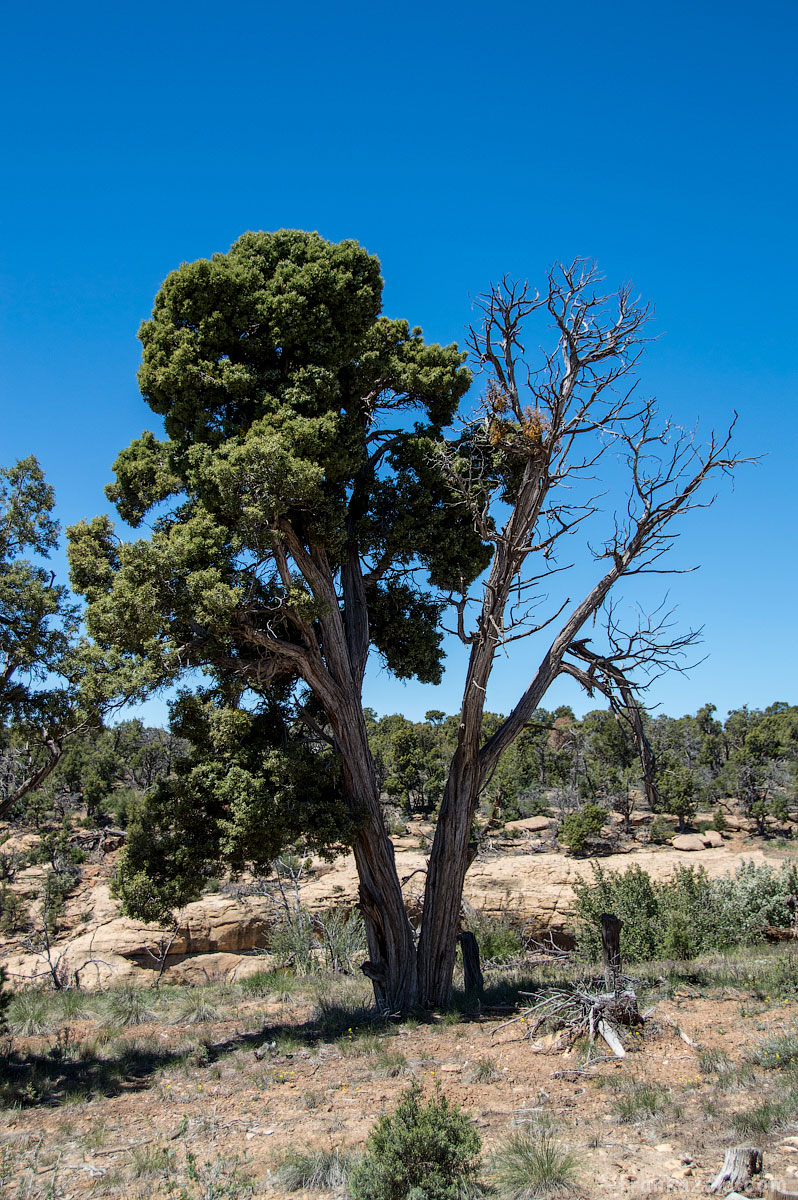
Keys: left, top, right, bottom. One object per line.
{"left": 0, "top": 964, "right": 586, "bottom": 1108}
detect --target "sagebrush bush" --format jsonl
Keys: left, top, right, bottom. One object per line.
{"left": 573, "top": 859, "right": 798, "bottom": 962}
{"left": 348, "top": 1081, "right": 482, "bottom": 1200}
{"left": 469, "top": 912, "right": 524, "bottom": 965}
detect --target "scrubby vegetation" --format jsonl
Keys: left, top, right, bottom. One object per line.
{"left": 573, "top": 859, "right": 798, "bottom": 962}
{"left": 348, "top": 1080, "right": 482, "bottom": 1200}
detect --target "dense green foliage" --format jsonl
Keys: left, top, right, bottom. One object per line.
{"left": 0, "top": 458, "right": 83, "bottom": 816}
{"left": 559, "top": 801, "right": 607, "bottom": 855}
{"left": 573, "top": 860, "right": 798, "bottom": 962}
{"left": 364, "top": 701, "right": 798, "bottom": 839}
{"left": 348, "top": 1081, "right": 482, "bottom": 1200}
{"left": 66, "top": 230, "right": 490, "bottom": 920}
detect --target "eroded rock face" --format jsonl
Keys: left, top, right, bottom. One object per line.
{"left": 0, "top": 884, "right": 277, "bottom": 990}
{"left": 0, "top": 821, "right": 784, "bottom": 990}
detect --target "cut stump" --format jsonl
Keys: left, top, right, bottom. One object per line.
{"left": 601, "top": 912, "right": 623, "bottom": 992}
{"left": 710, "top": 1145, "right": 763, "bottom": 1194}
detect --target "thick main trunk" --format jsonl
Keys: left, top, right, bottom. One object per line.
{"left": 334, "top": 699, "right": 419, "bottom": 1012}
{"left": 417, "top": 745, "right": 482, "bottom": 1008}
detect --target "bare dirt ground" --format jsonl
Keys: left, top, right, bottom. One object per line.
{"left": 4, "top": 815, "right": 798, "bottom": 1197}
{"left": 4, "top": 951, "right": 798, "bottom": 1199}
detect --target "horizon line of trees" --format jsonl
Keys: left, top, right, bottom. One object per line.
{"left": 3, "top": 698, "right": 796, "bottom": 839}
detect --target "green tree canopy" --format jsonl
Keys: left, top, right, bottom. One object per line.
{"left": 68, "top": 230, "right": 490, "bottom": 979}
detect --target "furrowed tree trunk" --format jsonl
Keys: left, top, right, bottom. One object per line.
{"left": 334, "top": 699, "right": 419, "bottom": 1012}
{"left": 417, "top": 742, "right": 482, "bottom": 1008}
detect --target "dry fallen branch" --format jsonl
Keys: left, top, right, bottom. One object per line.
{"left": 491, "top": 979, "right": 641, "bottom": 1059}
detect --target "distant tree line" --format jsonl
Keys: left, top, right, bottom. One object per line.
{"left": 366, "top": 700, "right": 798, "bottom": 834}
{"left": 4, "top": 699, "right": 793, "bottom": 840}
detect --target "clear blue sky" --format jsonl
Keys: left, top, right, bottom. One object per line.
{"left": 2, "top": 0, "right": 795, "bottom": 726}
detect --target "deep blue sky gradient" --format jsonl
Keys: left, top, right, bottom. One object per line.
{"left": 2, "top": 0, "right": 795, "bottom": 724}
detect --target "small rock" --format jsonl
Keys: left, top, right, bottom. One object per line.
{"left": 655, "top": 1142, "right": 674, "bottom": 1153}
{"left": 529, "top": 1030, "right": 570, "bottom": 1053}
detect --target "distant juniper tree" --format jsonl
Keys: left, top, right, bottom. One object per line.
{"left": 0, "top": 457, "right": 107, "bottom": 819}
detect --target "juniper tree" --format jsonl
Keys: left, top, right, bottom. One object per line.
{"left": 0, "top": 457, "right": 93, "bottom": 817}
{"left": 68, "top": 229, "right": 488, "bottom": 1007}
{"left": 68, "top": 235, "right": 742, "bottom": 1009}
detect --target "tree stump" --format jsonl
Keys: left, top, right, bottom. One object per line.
{"left": 601, "top": 913, "right": 622, "bottom": 993}
{"left": 709, "top": 1145, "right": 763, "bottom": 1193}
{"left": 459, "top": 931, "right": 484, "bottom": 997}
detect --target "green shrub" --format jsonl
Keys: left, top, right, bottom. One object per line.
{"left": 712, "top": 808, "right": 728, "bottom": 833}
{"left": 348, "top": 1081, "right": 482, "bottom": 1200}
{"left": 572, "top": 859, "right": 798, "bottom": 963}
{"left": 0, "top": 885, "right": 27, "bottom": 935}
{"left": 573, "top": 864, "right": 662, "bottom": 962}
{"left": 269, "top": 908, "right": 317, "bottom": 975}
{"left": 559, "top": 803, "right": 606, "bottom": 856}
{"left": 317, "top": 907, "right": 367, "bottom": 974}
{"left": 470, "top": 913, "right": 524, "bottom": 965}
{"left": 649, "top": 815, "right": 673, "bottom": 844}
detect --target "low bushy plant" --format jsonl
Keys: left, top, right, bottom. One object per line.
{"left": 649, "top": 815, "right": 673, "bottom": 845}
{"left": 0, "top": 884, "right": 27, "bottom": 935}
{"left": 317, "top": 906, "right": 367, "bottom": 974}
{"left": 573, "top": 859, "right": 798, "bottom": 963}
{"left": 559, "top": 803, "right": 606, "bottom": 856}
{"left": 269, "top": 907, "right": 317, "bottom": 975}
{"left": 348, "top": 1081, "right": 482, "bottom": 1200}
{"left": 490, "top": 1121, "right": 577, "bottom": 1198}
{"left": 745, "top": 1025, "right": 798, "bottom": 1070}
{"left": 469, "top": 913, "right": 524, "bottom": 965}
{"left": 275, "top": 1146, "right": 354, "bottom": 1192}
{"left": 612, "top": 1081, "right": 669, "bottom": 1123}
